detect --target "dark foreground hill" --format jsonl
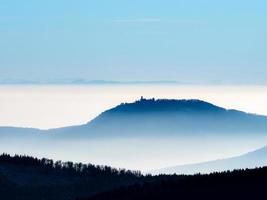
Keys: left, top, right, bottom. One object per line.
{"left": 0, "top": 154, "right": 141, "bottom": 200}
{"left": 81, "top": 167, "right": 267, "bottom": 200}
{"left": 153, "top": 145, "right": 267, "bottom": 174}
{"left": 2, "top": 154, "right": 267, "bottom": 200}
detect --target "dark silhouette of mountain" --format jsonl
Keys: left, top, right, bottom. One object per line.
{"left": 49, "top": 98, "right": 267, "bottom": 138}
{"left": 102, "top": 98, "right": 225, "bottom": 113}
{"left": 80, "top": 167, "right": 267, "bottom": 200}
{"left": 3, "top": 153, "right": 267, "bottom": 200}
{"left": 0, "top": 154, "right": 142, "bottom": 200}
{"left": 2, "top": 98, "right": 267, "bottom": 139}
{"left": 153, "top": 145, "right": 267, "bottom": 175}
{"left": 2, "top": 99, "right": 267, "bottom": 175}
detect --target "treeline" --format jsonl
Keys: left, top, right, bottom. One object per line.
{"left": 81, "top": 167, "right": 267, "bottom": 200}
{"left": 2, "top": 153, "right": 267, "bottom": 200}
{"left": 0, "top": 153, "right": 143, "bottom": 200}
{"left": 0, "top": 153, "right": 142, "bottom": 178}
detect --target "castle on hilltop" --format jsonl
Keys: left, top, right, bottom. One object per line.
{"left": 139, "top": 96, "right": 155, "bottom": 102}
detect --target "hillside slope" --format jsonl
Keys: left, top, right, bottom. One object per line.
{"left": 48, "top": 98, "right": 267, "bottom": 138}
{"left": 0, "top": 154, "right": 141, "bottom": 200}
{"left": 153, "top": 145, "right": 267, "bottom": 174}
{"left": 82, "top": 167, "right": 267, "bottom": 200}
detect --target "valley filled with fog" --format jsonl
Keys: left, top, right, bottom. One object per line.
{"left": 2, "top": 85, "right": 267, "bottom": 172}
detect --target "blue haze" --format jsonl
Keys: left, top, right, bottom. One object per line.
{"left": 0, "top": 0, "right": 267, "bottom": 84}
{"left": 153, "top": 146, "right": 267, "bottom": 175}
{"left": 2, "top": 98, "right": 267, "bottom": 171}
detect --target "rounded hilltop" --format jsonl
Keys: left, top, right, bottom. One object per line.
{"left": 107, "top": 97, "right": 225, "bottom": 113}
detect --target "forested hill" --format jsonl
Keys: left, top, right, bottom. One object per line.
{"left": 102, "top": 98, "right": 225, "bottom": 113}
{"left": 2, "top": 154, "right": 267, "bottom": 200}
{"left": 81, "top": 167, "right": 267, "bottom": 200}
{"left": 3, "top": 98, "right": 267, "bottom": 138}
{"left": 78, "top": 98, "right": 267, "bottom": 138}
{"left": 0, "top": 154, "right": 141, "bottom": 200}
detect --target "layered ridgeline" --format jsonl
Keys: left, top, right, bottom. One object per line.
{"left": 50, "top": 98, "right": 267, "bottom": 138}
{"left": 2, "top": 98, "right": 267, "bottom": 173}
{"left": 2, "top": 153, "right": 267, "bottom": 200}
{"left": 1, "top": 98, "right": 267, "bottom": 138}
{"left": 152, "top": 145, "right": 267, "bottom": 175}
{"left": 0, "top": 154, "right": 141, "bottom": 200}
{"left": 81, "top": 166, "right": 267, "bottom": 200}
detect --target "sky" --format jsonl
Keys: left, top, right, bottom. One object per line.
{"left": 0, "top": 0, "right": 267, "bottom": 84}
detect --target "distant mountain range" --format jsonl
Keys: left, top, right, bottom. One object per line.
{"left": 0, "top": 79, "right": 180, "bottom": 85}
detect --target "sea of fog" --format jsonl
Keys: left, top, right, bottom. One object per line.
{"left": 1, "top": 84, "right": 267, "bottom": 171}
{"left": 1, "top": 84, "right": 267, "bottom": 130}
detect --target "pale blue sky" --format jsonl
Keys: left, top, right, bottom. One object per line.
{"left": 0, "top": 0, "right": 266, "bottom": 84}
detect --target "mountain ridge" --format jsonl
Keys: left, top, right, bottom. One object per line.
{"left": 2, "top": 98, "right": 267, "bottom": 138}
{"left": 103, "top": 98, "right": 226, "bottom": 114}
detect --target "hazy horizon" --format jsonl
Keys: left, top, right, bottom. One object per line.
{"left": 1, "top": 0, "right": 267, "bottom": 173}
{"left": 1, "top": 1, "right": 267, "bottom": 198}
{"left": 1, "top": 84, "right": 267, "bottom": 129}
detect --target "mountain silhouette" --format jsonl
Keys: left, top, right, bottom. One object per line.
{"left": 3, "top": 153, "right": 267, "bottom": 200}
{"left": 48, "top": 98, "right": 267, "bottom": 138}
{"left": 81, "top": 166, "right": 267, "bottom": 200}
{"left": 2, "top": 98, "right": 267, "bottom": 174}
{"left": 0, "top": 154, "right": 141, "bottom": 200}
{"left": 2, "top": 98, "right": 267, "bottom": 139}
